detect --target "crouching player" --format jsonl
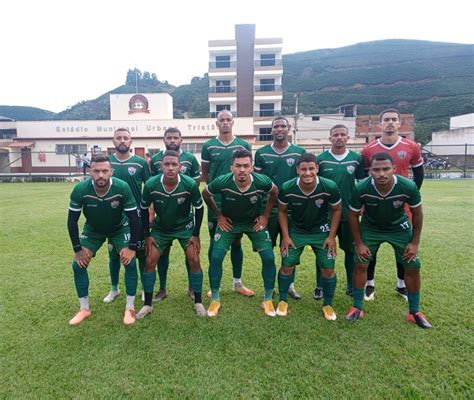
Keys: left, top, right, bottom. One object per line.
{"left": 67, "top": 154, "right": 139, "bottom": 326}
{"left": 277, "top": 153, "right": 342, "bottom": 319}
{"left": 138, "top": 150, "right": 206, "bottom": 319}
{"left": 347, "top": 152, "right": 432, "bottom": 328}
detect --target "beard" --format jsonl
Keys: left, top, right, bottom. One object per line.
{"left": 116, "top": 144, "right": 130, "bottom": 153}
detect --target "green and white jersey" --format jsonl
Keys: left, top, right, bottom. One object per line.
{"left": 150, "top": 150, "right": 200, "bottom": 179}
{"left": 278, "top": 176, "right": 341, "bottom": 234}
{"left": 141, "top": 173, "right": 203, "bottom": 233}
{"left": 206, "top": 172, "right": 274, "bottom": 225}
{"left": 254, "top": 143, "right": 306, "bottom": 189}
{"left": 350, "top": 175, "right": 421, "bottom": 232}
{"left": 317, "top": 149, "right": 365, "bottom": 221}
{"left": 69, "top": 177, "right": 137, "bottom": 234}
{"left": 201, "top": 136, "right": 251, "bottom": 182}
{"left": 110, "top": 153, "right": 150, "bottom": 205}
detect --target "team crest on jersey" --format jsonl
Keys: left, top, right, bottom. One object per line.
{"left": 397, "top": 151, "right": 407, "bottom": 160}
{"left": 128, "top": 166, "right": 137, "bottom": 175}
{"left": 108, "top": 244, "right": 114, "bottom": 252}
{"left": 180, "top": 166, "right": 187, "bottom": 173}
{"left": 177, "top": 197, "right": 186, "bottom": 205}
{"left": 214, "top": 233, "right": 221, "bottom": 241}
{"left": 315, "top": 199, "right": 324, "bottom": 208}
{"left": 250, "top": 196, "right": 258, "bottom": 204}
{"left": 346, "top": 165, "right": 355, "bottom": 174}
{"left": 286, "top": 158, "right": 295, "bottom": 167}
{"left": 392, "top": 200, "right": 404, "bottom": 208}
{"left": 111, "top": 200, "right": 120, "bottom": 209}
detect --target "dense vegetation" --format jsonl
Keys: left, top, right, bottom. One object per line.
{"left": 1, "top": 40, "right": 473, "bottom": 143}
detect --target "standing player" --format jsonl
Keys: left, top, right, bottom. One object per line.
{"left": 255, "top": 116, "right": 306, "bottom": 300}
{"left": 137, "top": 150, "right": 206, "bottom": 319}
{"left": 103, "top": 128, "right": 150, "bottom": 304}
{"left": 346, "top": 152, "right": 431, "bottom": 328}
{"left": 277, "top": 153, "right": 342, "bottom": 319}
{"left": 361, "top": 109, "right": 424, "bottom": 301}
{"left": 316, "top": 124, "right": 365, "bottom": 298}
{"left": 150, "top": 127, "right": 200, "bottom": 301}
{"left": 201, "top": 110, "right": 254, "bottom": 296}
{"left": 67, "top": 154, "right": 139, "bottom": 325}
{"left": 202, "top": 149, "right": 279, "bottom": 317}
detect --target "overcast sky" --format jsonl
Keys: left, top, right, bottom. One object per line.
{"left": 1, "top": 0, "right": 472, "bottom": 113}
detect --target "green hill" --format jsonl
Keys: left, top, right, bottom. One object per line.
{"left": 0, "top": 105, "right": 55, "bottom": 121}
{"left": 1, "top": 40, "right": 473, "bottom": 142}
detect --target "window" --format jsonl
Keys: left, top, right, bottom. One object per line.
{"left": 259, "top": 128, "right": 272, "bottom": 141}
{"left": 260, "top": 54, "right": 276, "bottom": 67}
{"left": 259, "top": 103, "right": 275, "bottom": 117}
{"left": 216, "top": 104, "right": 231, "bottom": 112}
{"left": 259, "top": 78, "right": 275, "bottom": 92}
{"left": 215, "top": 55, "right": 231, "bottom": 68}
{"left": 181, "top": 143, "right": 203, "bottom": 154}
{"left": 55, "top": 144, "right": 87, "bottom": 155}
{"left": 216, "top": 80, "right": 231, "bottom": 93}
{"left": 312, "top": 116, "right": 320, "bottom": 121}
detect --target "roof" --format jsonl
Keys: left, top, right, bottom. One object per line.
{"left": 8, "top": 141, "right": 35, "bottom": 148}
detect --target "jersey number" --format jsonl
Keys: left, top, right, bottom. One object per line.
{"left": 320, "top": 224, "right": 330, "bottom": 233}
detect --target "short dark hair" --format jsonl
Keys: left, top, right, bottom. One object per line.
{"left": 370, "top": 152, "right": 393, "bottom": 165}
{"left": 296, "top": 153, "right": 317, "bottom": 167}
{"left": 379, "top": 108, "right": 401, "bottom": 122}
{"left": 90, "top": 153, "right": 110, "bottom": 164}
{"left": 164, "top": 127, "right": 181, "bottom": 137}
{"left": 329, "top": 124, "right": 349, "bottom": 135}
{"left": 114, "top": 128, "right": 130, "bottom": 136}
{"left": 162, "top": 150, "right": 180, "bottom": 160}
{"left": 232, "top": 149, "right": 252, "bottom": 163}
{"left": 271, "top": 116, "right": 290, "bottom": 127}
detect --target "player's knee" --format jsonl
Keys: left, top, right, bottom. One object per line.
{"left": 280, "top": 266, "right": 294, "bottom": 276}
{"left": 260, "top": 249, "right": 275, "bottom": 265}
{"left": 321, "top": 267, "right": 335, "bottom": 278}
{"left": 210, "top": 248, "right": 226, "bottom": 266}
{"left": 355, "top": 264, "right": 368, "bottom": 273}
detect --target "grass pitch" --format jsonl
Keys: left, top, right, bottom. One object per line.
{"left": 0, "top": 180, "right": 473, "bottom": 398}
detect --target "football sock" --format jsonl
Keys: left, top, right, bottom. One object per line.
{"left": 231, "top": 242, "right": 243, "bottom": 279}
{"left": 185, "top": 257, "right": 192, "bottom": 288}
{"left": 397, "top": 278, "right": 406, "bottom": 289}
{"left": 345, "top": 252, "right": 355, "bottom": 290}
{"left": 108, "top": 257, "right": 120, "bottom": 290}
{"left": 124, "top": 258, "right": 138, "bottom": 296}
{"left": 138, "top": 256, "right": 146, "bottom": 289}
{"left": 189, "top": 271, "right": 203, "bottom": 297}
{"left": 157, "top": 252, "right": 170, "bottom": 290}
{"left": 126, "top": 295, "right": 135, "bottom": 309}
{"left": 79, "top": 296, "right": 90, "bottom": 310}
{"left": 407, "top": 291, "right": 420, "bottom": 314}
{"left": 194, "top": 292, "right": 202, "bottom": 304}
{"left": 316, "top": 260, "right": 322, "bottom": 287}
{"left": 209, "top": 248, "right": 226, "bottom": 299}
{"left": 232, "top": 278, "right": 242, "bottom": 285}
{"left": 353, "top": 288, "right": 364, "bottom": 310}
{"left": 366, "top": 279, "right": 375, "bottom": 287}
{"left": 278, "top": 271, "right": 291, "bottom": 302}
{"left": 321, "top": 274, "right": 337, "bottom": 306}
{"left": 72, "top": 260, "right": 89, "bottom": 298}
{"left": 260, "top": 249, "right": 276, "bottom": 301}
{"left": 290, "top": 268, "right": 296, "bottom": 285}
{"left": 143, "top": 271, "right": 156, "bottom": 306}
{"left": 396, "top": 261, "right": 405, "bottom": 281}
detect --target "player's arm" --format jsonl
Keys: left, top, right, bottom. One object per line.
{"left": 404, "top": 205, "right": 423, "bottom": 262}
{"left": 67, "top": 209, "right": 92, "bottom": 268}
{"left": 349, "top": 208, "right": 371, "bottom": 263}
{"left": 323, "top": 202, "right": 342, "bottom": 256}
{"left": 201, "top": 162, "right": 209, "bottom": 183}
{"left": 254, "top": 184, "right": 278, "bottom": 231}
{"left": 412, "top": 165, "right": 424, "bottom": 189}
{"left": 278, "top": 202, "right": 295, "bottom": 256}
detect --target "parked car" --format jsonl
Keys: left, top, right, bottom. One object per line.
{"left": 423, "top": 156, "right": 450, "bottom": 170}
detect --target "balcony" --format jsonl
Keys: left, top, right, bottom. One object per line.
{"left": 209, "top": 85, "right": 237, "bottom": 94}
{"left": 254, "top": 59, "right": 282, "bottom": 68}
{"left": 209, "top": 61, "right": 237, "bottom": 69}
{"left": 254, "top": 84, "right": 282, "bottom": 93}
{"left": 253, "top": 110, "right": 282, "bottom": 117}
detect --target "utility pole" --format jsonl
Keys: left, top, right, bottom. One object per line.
{"left": 293, "top": 93, "right": 299, "bottom": 145}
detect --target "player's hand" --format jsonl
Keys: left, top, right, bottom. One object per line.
{"left": 355, "top": 242, "right": 371, "bottom": 263}
{"left": 120, "top": 248, "right": 136, "bottom": 266}
{"left": 187, "top": 235, "right": 201, "bottom": 256}
{"left": 74, "top": 248, "right": 93, "bottom": 268}
{"left": 145, "top": 236, "right": 157, "bottom": 256}
{"left": 322, "top": 236, "right": 337, "bottom": 258}
{"left": 403, "top": 242, "right": 419, "bottom": 263}
{"left": 253, "top": 215, "right": 268, "bottom": 232}
{"left": 280, "top": 236, "right": 295, "bottom": 257}
{"left": 217, "top": 215, "right": 233, "bottom": 232}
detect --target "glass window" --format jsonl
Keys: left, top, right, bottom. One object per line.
{"left": 259, "top": 128, "right": 273, "bottom": 141}
{"left": 55, "top": 144, "right": 87, "bottom": 155}
{"left": 216, "top": 55, "right": 231, "bottom": 68}
{"left": 260, "top": 54, "right": 276, "bottom": 67}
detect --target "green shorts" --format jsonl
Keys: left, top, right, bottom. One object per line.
{"left": 337, "top": 221, "right": 354, "bottom": 253}
{"left": 213, "top": 224, "right": 272, "bottom": 252}
{"left": 151, "top": 227, "right": 193, "bottom": 254}
{"left": 80, "top": 225, "right": 130, "bottom": 258}
{"left": 282, "top": 230, "right": 336, "bottom": 269}
{"left": 355, "top": 225, "right": 421, "bottom": 269}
